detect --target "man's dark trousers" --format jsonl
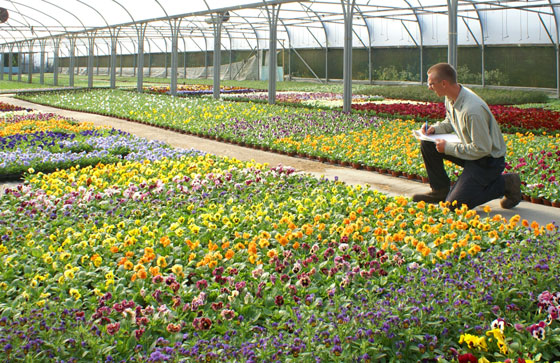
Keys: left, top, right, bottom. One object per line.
{"left": 420, "top": 140, "right": 506, "bottom": 209}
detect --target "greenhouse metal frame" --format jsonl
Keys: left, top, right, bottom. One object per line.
{"left": 0, "top": 0, "right": 559, "bottom": 110}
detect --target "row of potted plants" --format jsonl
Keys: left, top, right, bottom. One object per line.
{"left": 17, "top": 90, "right": 560, "bottom": 205}
{"left": 0, "top": 112, "right": 201, "bottom": 180}
{"left": 143, "top": 84, "right": 261, "bottom": 96}
{"left": 352, "top": 102, "right": 560, "bottom": 133}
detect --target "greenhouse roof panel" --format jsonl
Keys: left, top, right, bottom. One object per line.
{"left": 0, "top": 0, "right": 559, "bottom": 51}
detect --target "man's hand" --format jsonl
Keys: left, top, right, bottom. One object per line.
{"left": 422, "top": 125, "right": 435, "bottom": 135}
{"left": 435, "top": 139, "right": 446, "bottom": 153}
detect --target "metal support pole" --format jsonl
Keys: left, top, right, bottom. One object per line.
{"left": 326, "top": 37, "right": 330, "bottom": 84}
{"left": 106, "top": 44, "right": 111, "bottom": 75}
{"left": 69, "top": 36, "right": 76, "bottom": 87}
{"left": 212, "top": 13, "right": 223, "bottom": 100}
{"left": 119, "top": 53, "right": 123, "bottom": 77}
{"left": 183, "top": 51, "right": 187, "bottom": 80}
{"left": 17, "top": 49, "right": 23, "bottom": 82}
{"left": 137, "top": 24, "right": 147, "bottom": 93}
{"left": 27, "top": 41, "right": 34, "bottom": 84}
{"left": 8, "top": 50, "right": 12, "bottom": 81}
{"left": 204, "top": 49, "right": 209, "bottom": 79}
{"left": 88, "top": 35, "right": 95, "bottom": 88}
{"left": 266, "top": 5, "right": 281, "bottom": 105}
{"left": 133, "top": 43, "right": 136, "bottom": 77}
{"left": 110, "top": 31, "right": 119, "bottom": 89}
{"left": 229, "top": 48, "right": 233, "bottom": 80}
{"left": 342, "top": 0, "right": 356, "bottom": 113}
{"left": 53, "top": 39, "right": 60, "bottom": 86}
{"left": 0, "top": 51, "right": 3, "bottom": 81}
{"left": 170, "top": 19, "right": 181, "bottom": 96}
{"left": 39, "top": 40, "right": 46, "bottom": 84}
{"left": 447, "top": 0, "right": 458, "bottom": 68}
{"left": 557, "top": 43, "right": 560, "bottom": 98}
{"left": 165, "top": 53, "right": 169, "bottom": 79}
{"left": 148, "top": 53, "right": 152, "bottom": 78}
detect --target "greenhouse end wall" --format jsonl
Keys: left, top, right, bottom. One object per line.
{"left": 288, "top": 45, "right": 556, "bottom": 88}
{"left": 57, "top": 45, "right": 556, "bottom": 88}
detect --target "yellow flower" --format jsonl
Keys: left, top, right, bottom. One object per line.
{"left": 64, "top": 270, "right": 75, "bottom": 279}
{"left": 171, "top": 264, "right": 184, "bottom": 278}
{"left": 157, "top": 256, "right": 168, "bottom": 268}
{"left": 69, "top": 288, "right": 81, "bottom": 300}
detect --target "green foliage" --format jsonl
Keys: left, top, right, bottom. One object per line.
{"left": 359, "top": 84, "right": 550, "bottom": 105}
{"left": 456, "top": 65, "right": 511, "bottom": 86}
{"left": 372, "top": 65, "right": 419, "bottom": 82}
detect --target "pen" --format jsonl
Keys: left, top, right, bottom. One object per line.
{"left": 425, "top": 120, "right": 428, "bottom": 134}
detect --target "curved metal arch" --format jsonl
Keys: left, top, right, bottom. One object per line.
{"left": 353, "top": 5, "right": 373, "bottom": 83}
{"left": 402, "top": 0, "right": 424, "bottom": 83}
{"left": 0, "top": 1, "right": 57, "bottom": 47}
{"left": 0, "top": 2, "right": 53, "bottom": 46}
{"left": 35, "top": 0, "right": 88, "bottom": 34}
{"left": 181, "top": 19, "right": 208, "bottom": 53}
{"left": 471, "top": 3, "right": 487, "bottom": 87}
{"left": 230, "top": 9, "right": 260, "bottom": 77}
{"left": 299, "top": 3, "right": 329, "bottom": 81}
{"left": 74, "top": 0, "right": 111, "bottom": 28}
{"left": 230, "top": 10, "right": 260, "bottom": 50}
{"left": 0, "top": 16, "right": 33, "bottom": 45}
{"left": 146, "top": 24, "right": 169, "bottom": 53}
{"left": 279, "top": 18, "right": 292, "bottom": 81}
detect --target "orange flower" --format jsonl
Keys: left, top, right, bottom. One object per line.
{"left": 225, "top": 249, "right": 235, "bottom": 259}
{"left": 292, "top": 242, "right": 300, "bottom": 249}
{"left": 137, "top": 269, "right": 148, "bottom": 279}
{"left": 267, "top": 249, "right": 277, "bottom": 259}
{"left": 221, "top": 241, "right": 230, "bottom": 249}
{"left": 124, "top": 260, "right": 134, "bottom": 270}
{"left": 530, "top": 221, "right": 540, "bottom": 230}
{"left": 149, "top": 266, "right": 161, "bottom": 276}
{"left": 110, "top": 246, "right": 119, "bottom": 253}
{"left": 248, "top": 242, "right": 257, "bottom": 255}
{"left": 160, "top": 236, "right": 171, "bottom": 247}
{"left": 278, "top": 236, "right": 289, "bottom": 247}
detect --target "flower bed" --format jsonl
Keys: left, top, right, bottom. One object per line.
{"left": 17, "top": 90, "right": 560, "bottom": 203}
{"left": 0, "top": 152, "right": 558, "bottom": 361}
{"left": 0, "top": 113, "right": 201, "bottom": 179}
{"left": 352, "top": 102, "right": 560, "bottom": 133}
{"left": 144, "top": 84, "right": 261, "bottom": 96}
{"left": 0, "top": 101, "right": 32, "bottom": 112}
{"left": 223, "top": 92, "right": 383, "bottom": 108}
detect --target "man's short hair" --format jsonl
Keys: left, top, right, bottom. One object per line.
{"left": 427, "top": 63, "right": 457, "bottom": 84}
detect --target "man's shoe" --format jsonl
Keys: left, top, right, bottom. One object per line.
{"left": 500, "top": 173, "right": 522, "bottom": 209}
{"left": 412, "top": 188, "right": 449, "bottom": 204}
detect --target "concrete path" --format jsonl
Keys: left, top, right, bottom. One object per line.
{"left": 2, "top": 95, "right": 559, "bottom": 225}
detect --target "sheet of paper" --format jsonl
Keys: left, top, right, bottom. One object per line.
{"left": 413, "top": 129, "right": 460, "bottom": 143}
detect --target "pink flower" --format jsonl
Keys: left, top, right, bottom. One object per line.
{"left": 106, "top": 322, "right": 120, "bottom": 335}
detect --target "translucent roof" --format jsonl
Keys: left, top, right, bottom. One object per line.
{"left": 0, "top": 0, "right": 559, "bottom": 56}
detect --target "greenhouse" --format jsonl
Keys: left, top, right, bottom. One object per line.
{"left": 0, "top": 0, "right": 559, "bottom": 362}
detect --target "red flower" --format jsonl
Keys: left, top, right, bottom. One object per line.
{"left": 458, "top": 353, "right": 478, "bottom": 363}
